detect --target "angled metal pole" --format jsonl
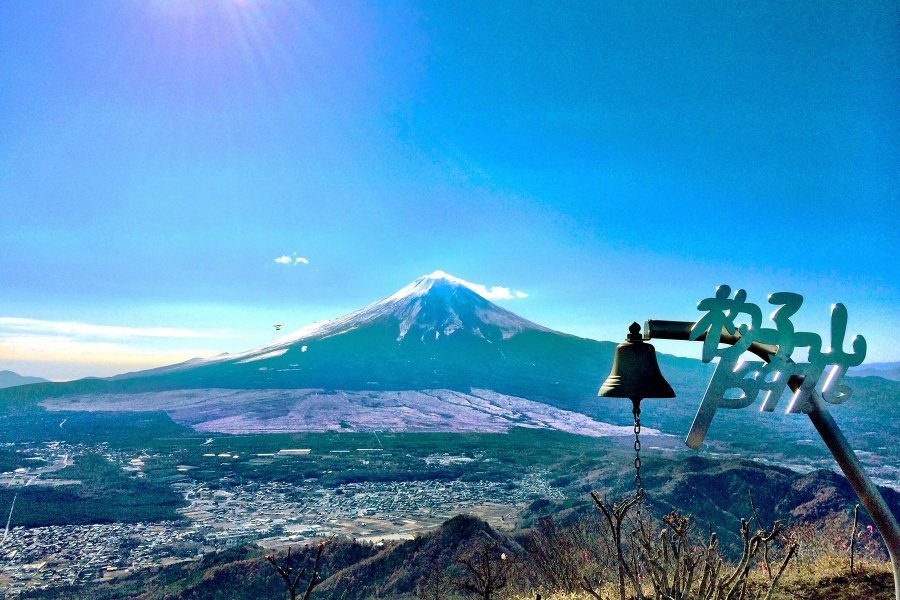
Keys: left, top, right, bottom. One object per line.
{"left": 645, "top": 319, "right": 900, "bottom": 600}
{"left": 805, "top": 393, "right": 900, "bottom": 600}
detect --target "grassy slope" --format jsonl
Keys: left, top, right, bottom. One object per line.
{"left": 508, "top": 563, "right": 896, "bottom": 600}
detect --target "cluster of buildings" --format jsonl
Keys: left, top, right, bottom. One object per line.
{"left": 175, "top": 470, "right": 563, "bottom": 546}
{"left": 0, "top": 522, "right": 200, "bottom": 595}
{"left": 0, "top": 442, "right": 562, "bottom": 596}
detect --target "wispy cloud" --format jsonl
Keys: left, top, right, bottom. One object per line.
{"left": 0, "top": 337, "right": 221, "bottom": 382}
{"left": 294, "top": 256, "right": 309, "bottom": 264}
{"left": 0, "top": 337, "right": 217, "bottom": 367}
{"left": 0, "top": 317, "right": 225, "bottom": 339}
{"left": 0, "top": 317, "right": 228, "bottom": 379}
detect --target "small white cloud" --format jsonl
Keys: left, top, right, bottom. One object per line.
{"left": 275, "top": 255, "right": 309, "bottom": 265}
{"left": 473, "top": 286, "right": 527, "bottom": 300}
{"left": 425, "top": 271, "right": 527, "bottom": 301}
{"left": 476, "top": 285, "right": 515, "bottom": 300}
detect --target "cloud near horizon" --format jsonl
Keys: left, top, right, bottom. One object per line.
{"left": 0, "top": 336, "right": 220, "bottom": 381}
{"left": 0, "top": 317, "right": 227, "bottom": 339}
{"left": 0, "top": 336, "right": 218, "bottom": 367}
{"left": 0, "top": 317, "right": 228, "bottom": 380}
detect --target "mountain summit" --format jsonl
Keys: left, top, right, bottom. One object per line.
{"left": 211, "top": 271, "right": 551, "bottom": 367}
{"left": 125, "top": 270, "right": 582, "bottom": 394}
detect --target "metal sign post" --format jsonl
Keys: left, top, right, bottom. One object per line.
{"left": 636, "top": 286, "right": 899, "bottom": 599}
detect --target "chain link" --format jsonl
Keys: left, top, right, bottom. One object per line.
{"left": 632, "top": 401, "right": 643, "bottom": 501}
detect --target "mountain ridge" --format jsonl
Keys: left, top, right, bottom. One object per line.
{"left": 0, "top": 370, "right": 49, "bottom": 390}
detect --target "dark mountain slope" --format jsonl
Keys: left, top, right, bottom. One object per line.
{"left": 528, "top": 454, "right": 900, "bottom": 557}
{"left": 316, "top": 514, "right": 518, "bottom": 600}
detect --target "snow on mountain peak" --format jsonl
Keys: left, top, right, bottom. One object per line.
{"left": 425, "top": 269, "right": 453, "bottom": 280}
{"left": 357, "top": 271, "right": 547, "bottom": 341}
{"left": 390, "top": 271, "right": 528, "bottom": 302}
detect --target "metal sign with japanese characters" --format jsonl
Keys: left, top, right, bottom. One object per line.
{"left": 685, "top": 285, "right": 867, "bottom": 449}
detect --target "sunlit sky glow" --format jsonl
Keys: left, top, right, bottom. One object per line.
{"left": 1, "top": 1, "right": 897, "bottom": 380}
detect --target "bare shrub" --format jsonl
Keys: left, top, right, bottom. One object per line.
{"left": 786, "top": 510, "right": 888, "bottom": 576}
{"left": 265, "top": 541, "right": 326, "bottom": 600}
{"left": 614, "top": 508, "right": 795, "bottom": 600}
{"left": 523, "top": 515, "right": 617, "bottom": 599}
{"left": 418, "top": 557, "right": 455, "bottom": 600}
{"left": 451, "top": 539, "right": 514, "bottom": 600}
{"left": 523, "top": 493, "right": 802, "bottom": 600}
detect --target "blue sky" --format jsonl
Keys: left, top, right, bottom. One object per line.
{"left": 1, "top": 0, "right": 897, "bottom": 380}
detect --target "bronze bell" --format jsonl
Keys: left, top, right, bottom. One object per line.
{"left": 599, "top": 322, "right": 675, "bottom": 399}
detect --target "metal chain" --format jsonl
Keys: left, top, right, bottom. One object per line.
{"left": 632, "top": 401, "right": 643, "bottom": 502}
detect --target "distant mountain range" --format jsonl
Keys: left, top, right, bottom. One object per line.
{"left": 1, "top": 272, "right": 896, "bottom": 474}
{"left": 850, "top": 361, "right": 900, "bottom": 381}
{"left": 0, "top": 370, "right": 48, "bottom": 390}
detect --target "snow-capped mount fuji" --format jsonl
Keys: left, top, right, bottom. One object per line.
{"left": 199, "top": 270, "right": 553, "bottom": 368}
{"left": 1, "top": 271, "right": 704, "bottom": 435}
{"left": 101, "top": 270, "right": 597, "bottom": 397}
